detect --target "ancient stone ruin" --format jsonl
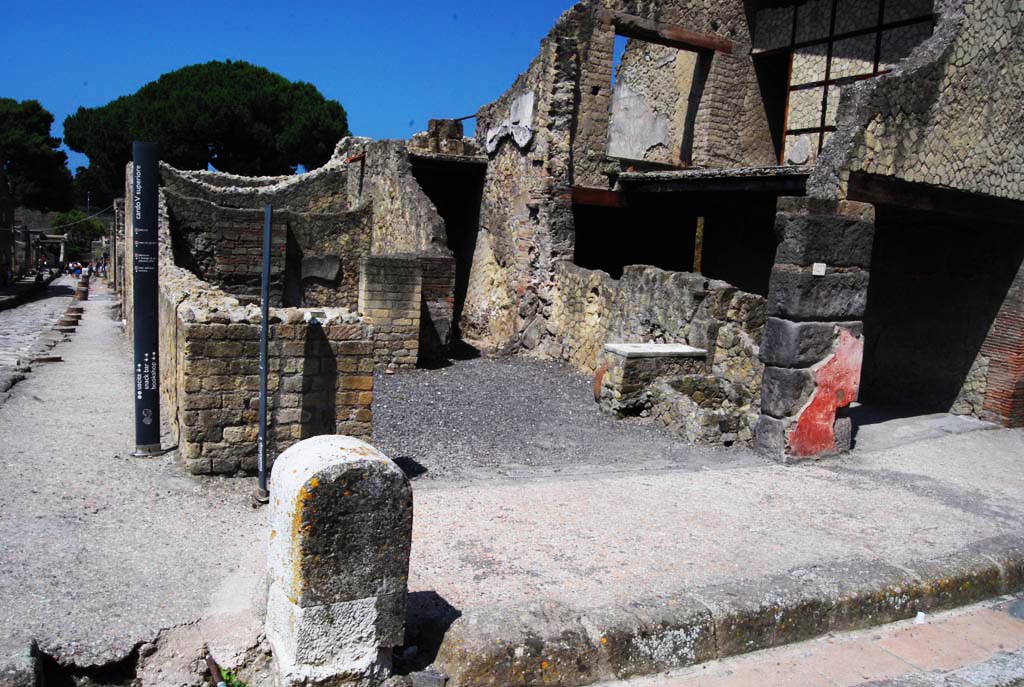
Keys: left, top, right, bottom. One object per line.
{"left": 111, "top": 0, "right": 1023, "bottom": 472}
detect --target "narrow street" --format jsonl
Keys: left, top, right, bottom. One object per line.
{"left": 0, "top": 276, "right": 75, "bottom": 405}
{"left": 0, "top": 279, "right": 263, "bottom": 673}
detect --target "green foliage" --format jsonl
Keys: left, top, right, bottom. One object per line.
{"left": 51, "top": 210, "right": 106, "bottom": 260}
{"left": 64, "top": 60, "right": 350, "bottom": 198}
{"left": 220, "top": 669, "right": 249, "bottom": 687}
{"left": 0, "top": 98, "right": 74, "bottom": 212}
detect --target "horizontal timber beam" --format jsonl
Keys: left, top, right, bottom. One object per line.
{"left": 847, "top": 172, "right": 1024, "bottom": 226}
{"left": 609, "top": 12, "right": 733, "bottom": 54}
{"left": 572, "top": 187, "right": 628, "bottom": 208}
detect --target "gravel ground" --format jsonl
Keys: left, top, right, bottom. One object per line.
{"left": 0, "top": 281, "right": 263, "bottom": 669}
{"left": 372, "top": 354, "right": 763, "bottom": 482}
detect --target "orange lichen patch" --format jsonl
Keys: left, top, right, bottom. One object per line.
{"left": 289, "top": 479, "right": 318, "bottom": 601}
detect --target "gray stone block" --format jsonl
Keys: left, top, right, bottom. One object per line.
{"left": 761, "top": 318, "right": 865, "bottom": 368}
{"left": 774, "top": 213, "right": 875, "bottom": 268}
{"left": 301, "top": 255, "right": 341, "bottom": 282}
{"left": 761, "top": 367, "right": 816, "bottom": 419}
{"left": 0, "top": 638, "right": 41, "bottom": 687}
{"left": 833, "top": 417, "right": 853, "bottom": 453}
{"left": 754, "top": 414, "right": 787, "bottom": 458}
{"left": 767, "top": 267, "right": 869, "bottom": 321}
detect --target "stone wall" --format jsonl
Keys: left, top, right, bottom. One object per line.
{"left": 608, "top": 39, "right": 705, "bottom": 165}
{"left": 352, "top": 139, "right": 449, "bottom": 256}
{"left": 418, "top": 255, "right": 457, "bottom": 363}
{"left": 543, "top": 261, "right": 767, "bottom": 444}
{"left": 160, "top": 160, "right": 374, "bottom": 309}
{"left": 165, "top": 286, "right": 374, "bottom": 475}
{"left": 464, "top": 0, "right": 778, "bottom": 354}
{"left": 813, "top": 0, "right": 1024, "bottom": 203}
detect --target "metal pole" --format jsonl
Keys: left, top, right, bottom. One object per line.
{"left": 255, "top": 204, "right": 272, "bottom": 502}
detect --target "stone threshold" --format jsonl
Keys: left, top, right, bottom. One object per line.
{"left": 421, "top": 534, "right": 1024, "bottom": 687}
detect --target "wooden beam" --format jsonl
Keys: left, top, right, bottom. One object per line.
{"left": 620, "top": 174, "right": 808, "bottom": 195}
{"left": 572, "top": 187, "right": 628, "bottom": 208}
{"left": 611, "top": 12, "right": 733, "bottom": 54}
{"left": 847, "top": 172, "right": 1024, "bottom": 226}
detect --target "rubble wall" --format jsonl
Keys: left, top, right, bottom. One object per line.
{"left": 341, "top": 139, "right": 449, "bottom": 256}
{"left": 813, "top": 0, "right": 1024, "bottom": 203}
{"left": 545, "top": 261, "right": 767, "bottom": 444}
{"left": 574, "top": 1, "right": 776, "bottom": 188}
{"left": 164, "top": 192, "right": 371, "bottom": 308}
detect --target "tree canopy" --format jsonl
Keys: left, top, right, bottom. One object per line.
{"left": 0, "top": 99, "right": 74, "bottom": 212}
{"left": 64, "top": 60, "right": 351, "bottom": 197}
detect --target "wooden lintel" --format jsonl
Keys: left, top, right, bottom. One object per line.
{"left": 611, "top": 12, "right": 733, "bottom": 54}
{"left": 621, "top": 175, "right": 808, "bottom": 195}
{"left": 572, "top": 187, "right": 628, "bottom": 208}
{"left": 847, "top": 172, "right": 1024, "bottom": 226}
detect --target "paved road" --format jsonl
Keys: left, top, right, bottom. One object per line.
{"left": 0, "top": 276, "right": 75, "bottom": 404}
{"left": 0, "top": 280, "right": 263, "bottom": 670}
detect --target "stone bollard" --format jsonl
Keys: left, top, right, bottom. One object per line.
{"left": 266, "top": 435, "right": 413, "bottom": 687}
{"left": 73, "top": 286, "right": 89, "bottom": 301}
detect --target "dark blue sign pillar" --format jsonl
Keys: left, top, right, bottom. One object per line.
{"left": 131, "top": 142, "right": 162, "bottom": 455}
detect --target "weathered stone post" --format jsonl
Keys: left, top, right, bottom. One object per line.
{"left": 266, "top": 435, "right": 413, "bottom": 686}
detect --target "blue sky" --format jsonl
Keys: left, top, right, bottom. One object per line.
{"left": 1, "top": 0, "right": 578, "bottom": 172}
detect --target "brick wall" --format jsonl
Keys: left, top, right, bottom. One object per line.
{"left": 174, "top": 313, "right": 373, "bottom": 475}
{"left": 981, "top": 265, "right": 1024, "bottom": 427}
{"left": 544, "top": 261, "right": 766, "bottom": 445}
{"left": 418, "top": 255, "right": 456, "bottom": 363}
{"left": 358, "top": 255, "right": 422, "bottom": 369}
{"left": 157, "top": 258, "right": 374, "bottom": 475}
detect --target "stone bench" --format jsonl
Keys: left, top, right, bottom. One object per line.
{"left": 596, "top": 343, "right": 708, "bottom": 416}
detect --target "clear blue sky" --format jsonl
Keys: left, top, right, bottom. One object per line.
{"left": 1, "top": 0, "right": 578, "bottom": 173}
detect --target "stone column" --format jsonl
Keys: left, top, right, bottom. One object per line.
{"left": 266, "top": 435, "right": 413, "bottom": 686}
{"left": 755, "top": 198, "right": 874, "bottom": 462}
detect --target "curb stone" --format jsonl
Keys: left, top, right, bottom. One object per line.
{"left": 428, "top": 534, "right": 1024, "bottom": 687}
{"left": 0, "top": 639, "right": 42, "bottom": 687}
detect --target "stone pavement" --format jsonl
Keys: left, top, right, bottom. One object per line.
{"left": 0, "top": 279, "right": 264, "bottom": 676}
{"left": 594, "top": 597, "right": 1024, "bottom": 687}
{"left": 407, "top": 425, "right": 1024, "bottom": 686}
{"left": 0, "top": 276, "right": 75, "bottom": 406}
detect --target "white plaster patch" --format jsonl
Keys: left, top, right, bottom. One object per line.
{"left": 486, "top": 91, "right": 536, "bottom": 153}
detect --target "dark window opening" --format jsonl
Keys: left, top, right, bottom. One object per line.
{"left": 753, "top": 51, "right": 793, "bottom": 163}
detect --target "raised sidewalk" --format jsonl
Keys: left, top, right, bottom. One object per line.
{"left": 407, "top": 426, "right": 1024, "bottom": 686}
